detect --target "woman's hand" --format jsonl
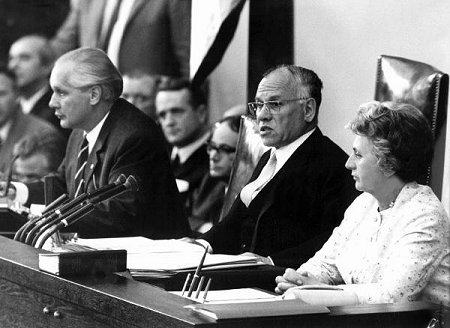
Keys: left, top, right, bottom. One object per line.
{"left": 275, "top": 268, "right": 324, "bottom": 294}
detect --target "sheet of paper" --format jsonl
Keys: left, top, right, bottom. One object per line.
{"left": 75, "top": 237, "right": 205, "bottom": 254}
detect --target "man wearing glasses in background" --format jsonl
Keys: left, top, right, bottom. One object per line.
{"left": 197, "top": 65, "right": 359, "bottom": 268}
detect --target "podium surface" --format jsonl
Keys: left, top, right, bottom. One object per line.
{"left": 0, "top": 236, "right": 439, "bottom": 327}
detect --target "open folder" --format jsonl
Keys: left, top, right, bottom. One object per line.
{"left": 73, "top": 237, "right": 267, "bottom": 278}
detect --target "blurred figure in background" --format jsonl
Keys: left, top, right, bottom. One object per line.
{"left": 8, "top": 35, "right": 69, "bottom": 139}
{"left": 12, "top": 130, "right": 66, "bottom": 183}
{"left": 0, "top": 67, "right": 62, "bottom": 176}
{"left": 122, "top": 71, "right": 166, "bottom": 121}
{"left": 190, "top": 115, "right": 240, "bottom": 234}
{"left": 50, "top": 0, "right": 190, "bottom": 78}
{"left": 156, "top": 78, "right": 210, "bottom": 218}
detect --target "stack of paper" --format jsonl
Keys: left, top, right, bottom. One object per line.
{"left": 73, "top": 237, "right": 266, "bottom": 278}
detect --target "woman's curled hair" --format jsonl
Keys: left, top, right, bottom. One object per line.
{"left": 347, "top": 101, "right": 433, "bottom": 183}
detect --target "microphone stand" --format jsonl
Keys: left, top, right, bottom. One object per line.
{"left": 14, "top": 194, "right": 69, "bottom": 242}
{"left": 34, "top": 175, "right": 138, "bottom": 249}
{"left": 29, "top": 202, "right": 88, "bottom": 247}
{"left": 35, "top": 203, "right": 96, "bottom": 249}
{"left": 2, "top": 154, "right": 19, "bottom": 197}
{"left": 17, "top": 174, "right": 127, "bottom": 244}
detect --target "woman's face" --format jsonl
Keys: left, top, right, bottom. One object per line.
{"left": 345, "top": 135, "right": 387, "bottom": 194}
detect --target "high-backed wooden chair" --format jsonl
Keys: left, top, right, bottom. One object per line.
{"left": 219, "top": 115, "right": 267, "bottom": 220}
{"left": 374, "top": 55, "right": 448, "bottom": 197}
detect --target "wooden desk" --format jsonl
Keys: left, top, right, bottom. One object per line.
{"left": 0, "top": 236, "right": 441, "bottom": 327}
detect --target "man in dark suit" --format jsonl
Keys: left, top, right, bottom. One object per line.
{"left": 8, "top": 48, "right": 189, "bottom": 239}
{"left": 155, "top": 79, "right": 210, "bottom": 221}
{"left": 50, "top": 0, "right": 190, "bottom": 79}
{"left": 199, "top": 65, "right": 359, "bottom": 268}
{"left": 0, "top": 68, "right": 63, "bottom": 175}
{"left": 8, "top": 35, "right": 69, "bottom": 140}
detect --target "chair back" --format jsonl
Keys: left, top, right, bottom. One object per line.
{"left": 374, "top": 55, "right": 448, "bottom": 194}
{"left": 219, "top": 116, "right": 267, "bottom": 220}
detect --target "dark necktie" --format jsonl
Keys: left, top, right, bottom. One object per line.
{"left": 74, "top": 136, "right": 89, "bottom": 197}
{"left": 171, "top": 154, "right": 181, "bottom": 172}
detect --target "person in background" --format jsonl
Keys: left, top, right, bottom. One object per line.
{"left": 12, "top": 130, "right": 65, "bottom": 184}
{"left": 155, "top": 78, "right": 210, "bottom": 218}
{"left": 122, "top": 71, "right": 165, "bottom": 121}
{"left": 190, "top": 115, "right": 240, "bottom": 234}
{"left": 8, "top": 35, "right": 69, "bottom": 139}
{"left": 0, "top": 67, "right": 62, "bottom": 176}
{"left": 50, "top": 0, "right": 190, "bottom": 79}
{"left": 276, "top": 101, "right": 450, "bottom": 307}
{"left": 197, "top": 65, "right": 358, "bottom": 268}
{"left": 3, "top": 48, "right": 189, "bottom": 239}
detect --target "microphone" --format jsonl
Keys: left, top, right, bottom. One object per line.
{"left": 90, "top": 175, "right": 139, "bottom": 204}
{"left": 21, "top": 174, "right": 126, "bottom": 244}
{"left": 34, "top": 175, "right": 139, "bottom": 248}
{"left": 2, "top": 154, "right": 19, "bottom": 197}
{"left": 15, "top": 194, "right": 69, "bottom": 242}
{"left": 42, "top": 193, "right": 69, "bottom": 216}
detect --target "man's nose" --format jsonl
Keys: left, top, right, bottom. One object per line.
{"left": 256, "top": 105, "right": 272, "bottom": 121}
{"left": 49, "top": 93, "right": 58, "bottom": 109}
{"left": 345, "top": 156, "right": 354, "bottom": 170}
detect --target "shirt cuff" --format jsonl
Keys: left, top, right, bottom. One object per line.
{"left": 11, "top": 182, "right": 29, "bottom": 205}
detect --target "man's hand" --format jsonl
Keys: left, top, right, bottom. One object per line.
{"left": 275, "top": 268, "right": 324, "bottom": 294}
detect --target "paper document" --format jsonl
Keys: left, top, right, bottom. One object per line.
{"left": 73, "top": 237, "right": 267, "bottom": 278}
{"left": 128, "top": 253, "right": 264, "bottom": 272}
{"left": 75, "top": 236, "right": 205, "bottom": 254}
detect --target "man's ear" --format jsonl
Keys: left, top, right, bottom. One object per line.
{"left": 89, "top": 85, "right": 102, "bottom": 105}
{"left": 304, "top": 98, "right": 316, "bottom": 123}
{"left": 196, "top": 104, "right": 207, "bottom": 124}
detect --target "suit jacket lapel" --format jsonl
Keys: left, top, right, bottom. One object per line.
{"left": 84, "top": 109, "right": 115, "bottom": 188}
{"left": 248, "top": 129, "right": 322, "bottom": 214}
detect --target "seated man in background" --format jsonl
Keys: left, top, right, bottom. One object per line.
{"left": 12, "top": 130, "right": 66, "bottom": 183}
{"left": 190, "top": 115, "right": 241, "bottom": 234}
{"left": 4, "top": 48, "right": 189, "bottom": 239}
{"left": 198, "top": 65, "right": 359, "bottom": 268}
{"left": 8, "top": 35, "right": 70, "bottom": 140}
{"left": 276, "top": 101, "right": 449, "bottom": 307}
{"left": 155, "top": 79, "right": 211, "bottom": 218}
{"left": 0, "top": 67, "right": 62, "bottom": 177}
{"left": 122, "top": 70, "right": 165, "bottom": 121}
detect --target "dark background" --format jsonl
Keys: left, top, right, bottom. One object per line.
{"left": 0, "top": 0, "right": 69, "bottom": 67}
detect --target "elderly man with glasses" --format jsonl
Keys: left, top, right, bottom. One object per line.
{"left": 196, "top": 65, "right": 359, "bottom": 268}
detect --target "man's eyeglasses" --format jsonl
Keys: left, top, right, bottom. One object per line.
{"left": 206, "top": 141, "right": 236, "bottom": 155}
{"left": 247, "top": 97, "right": 311, "bottom": 117}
